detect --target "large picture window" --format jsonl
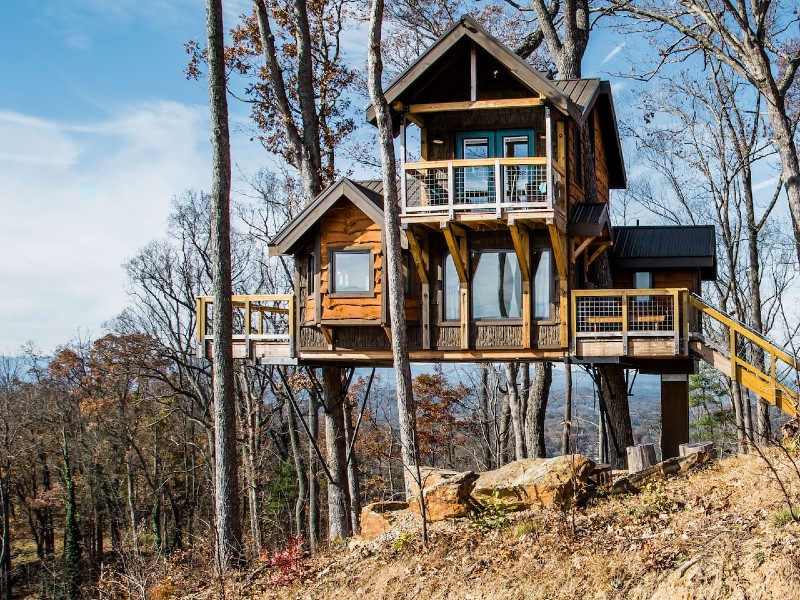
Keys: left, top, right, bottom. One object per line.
{"left": 471, "top": 251, "right": 522, "bottom": 319}
{"left": 533, "top": 248, "right": 553, "bottom": 319}
{"left": 443, "top": 254, "right": 460, "bottom": 321}
{"left": 330, "top": 250, "right": 372, "bottom": 295}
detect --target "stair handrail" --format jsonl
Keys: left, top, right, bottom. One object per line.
{"left": 688, "top": 293, "right": 800, "bottom": 373}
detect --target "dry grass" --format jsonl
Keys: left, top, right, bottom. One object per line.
{"left": 92, "top": 451, "right": 800, "bottom": 600}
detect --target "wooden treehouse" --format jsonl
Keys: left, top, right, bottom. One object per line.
{"left": 196, "top": 16, "right": 800, "bottom": 457}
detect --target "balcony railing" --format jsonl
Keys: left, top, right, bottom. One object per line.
{"left": 402, "top": 157, "right": 564, "bottom": 217}
{"left": 196, "top": 294, "right": 295, "bottom": 363}
{"left": 571, "top": 289, "right": 686, "bottom": 358}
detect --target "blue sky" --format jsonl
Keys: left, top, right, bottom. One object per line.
{"left": 0, "top": 0, "right": 268, "bottom": 352}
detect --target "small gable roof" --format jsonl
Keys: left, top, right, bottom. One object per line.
{"left": 569, "top": 202, "right": 611, "bottom": 238}
{"left": 611, "top": 225, "right": 717, "bottom": 280}
{"left": 268, "top": 179, "right": 385, "bottom": 256}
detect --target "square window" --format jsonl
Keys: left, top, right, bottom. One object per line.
{"left": 331, "top": 250, "right": 372, "bottom": 294}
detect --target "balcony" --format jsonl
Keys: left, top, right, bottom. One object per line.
{"left": 402, "top": 157, "right": 565, "bottom": 219}
{"left": 571, "top": 289, "right": 687, "bottom": 359}
{"left": 196, "top": 294, "right": 296, "bottom": 364}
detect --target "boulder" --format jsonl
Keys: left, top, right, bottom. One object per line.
{"left": 471, "top": 455, "right": 596, "bottom": 511}
{"left": 408, "top": 469, "right": 480, "bottom": 521}
{"left": 358, "top": 501, "right": 408, "bottom": 540}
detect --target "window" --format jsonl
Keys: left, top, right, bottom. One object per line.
{"left": 533, "top": 248, "right": 553, "bottom": 319}
{"left": 633, "top": 271, "right": 653, "bottom": 302}
{"left": 330, "top": 250, "right": 372, "bottom": 295}
{"left": 443, "top": 254, "right": 460, "bottom": 321}
{"left": 455, "top": 130, "right": 537, "bottom": 204}
{"left": 306, "top": 253, "right": 315, "bottom": 293}
{"left": 633, "top": 271, "right": 652, "bottom": 289}
{"left": 471, "top": 251, "right": 522, "bottom": 319}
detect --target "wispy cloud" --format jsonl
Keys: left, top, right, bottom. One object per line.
{"left": 601, "top": 43, "right": 626, "bottom": 65}
{"left": 752, "top": 176, "right": 779, "bottom": 192}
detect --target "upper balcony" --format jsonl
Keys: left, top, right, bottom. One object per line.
{"left": 402, "top": 157, "right": 565, "bottom": 221}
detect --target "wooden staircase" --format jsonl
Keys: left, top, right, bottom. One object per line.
{"left": 687, "top": 294, "right": 800, "bottom": 418}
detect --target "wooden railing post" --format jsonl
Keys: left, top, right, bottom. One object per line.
{"left": 621, "top": 290, "right": 629, "bottom": 355}
{"left": 494, "top": 159, "right": 502, "bottom": 217}
{"left": 673, "top": 289, "right": 680, "bottom": 354}
{"left": 545, "top": 105, "right": 553, "bottom": 210}
{"left": 447, "top": 161, "right": 455, "bottom": 220}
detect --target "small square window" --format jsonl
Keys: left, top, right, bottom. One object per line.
{"left": 331, "top": 250, "right": 372, "bottom": 295}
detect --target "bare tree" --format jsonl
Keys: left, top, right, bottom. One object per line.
{"left": 609, "top": 0, "right": 800, "bottom": 265}
{"left": 206, "top": 0, "right": 243, "bottom": 571}
{"left": 367, "top": 0, "right": 423, "bottom": 496}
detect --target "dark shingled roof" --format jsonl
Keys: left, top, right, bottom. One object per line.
{"left": 553, "top": 79, "right": 601, "bottom": 116}
{"left": 569, "top": 202, "right": 610, "bottom": 237}
{"left": 611, "top": 225, "right": 717, "bottom": 280}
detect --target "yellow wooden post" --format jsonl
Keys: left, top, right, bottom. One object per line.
{"left": 621, "top": 290, "right": 629, "bottom": 355}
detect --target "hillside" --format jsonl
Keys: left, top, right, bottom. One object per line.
{"left": 181, "top": 451, "right": 800, "bottom": 600}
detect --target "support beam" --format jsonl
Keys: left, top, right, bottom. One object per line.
{"left": 586, "top": 241, "right": 612, "bottom": 268}
{"left": 548, "top": 224, "right": 569, "bottom": 348}
{"left": 509, "top": 222, "right": 532, "bottom": 348}
{"left": 406, "top": 98, "right": 544, "bottom": 114}
{"left": 404, "top": 227, "right": 429, "bottom": 284}
{"left": 661, "top": 374, "right": 689, "bottom": 460}
{"left": 442, "top": 223, "right": 468, "bottom": 283}
{"left": 571, "top": 236, "right": 596, "bottom": 264}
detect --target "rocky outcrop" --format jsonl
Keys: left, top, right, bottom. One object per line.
{"left": 471, "top": 455, "right": 597, "bottom": 510}
{"left": 408, "top": 469, "right": 480, "bottom": 521}
{"left": 358, "top": 501, "right": 409, "bottom": 539}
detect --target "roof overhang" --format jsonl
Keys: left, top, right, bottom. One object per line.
{"left": 268, "top": 179, "right": 385, "bottom": 256}
{"left": 568, "top": 202, "right": 611, "bottom": 238}
{"left": 365, "top": 15, "right": 583, "bottom": 128}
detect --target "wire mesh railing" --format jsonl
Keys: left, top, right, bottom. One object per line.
{"left": 573, "top": 289, "right": 679, "bottom": 335}
{"left": 403, "top": 157, "right": 560, "bottom": 215}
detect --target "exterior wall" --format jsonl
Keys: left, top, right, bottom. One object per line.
{"left": 612, "top": 268, "right": 701, "bottom": 294}
{"left": 422, "top": 108, "right": 546, "bottom": 161}
{"left": 593, "top": 113, "right": 610, "bottom": 204}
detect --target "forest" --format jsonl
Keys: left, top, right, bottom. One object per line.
{"left": 2, "top": 0, "right": 799, "bottom": 597}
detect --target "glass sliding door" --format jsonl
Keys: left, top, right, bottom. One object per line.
{"left": 499, "top": 131, "right": 536, "bottom": 204}
{"left": 456, "top": 132, "right": 495, "bottom": 204}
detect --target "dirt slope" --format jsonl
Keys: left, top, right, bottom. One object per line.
{"left": 194, "top": 452, "right": 800, "bottom": 600}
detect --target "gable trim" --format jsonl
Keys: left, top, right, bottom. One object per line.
{"left": 269, "top": 179, "right": 385, "bottom": 256}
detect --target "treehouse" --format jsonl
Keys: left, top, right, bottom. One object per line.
{"left": 196, "top": 16, "right": 800, "bottom": 458}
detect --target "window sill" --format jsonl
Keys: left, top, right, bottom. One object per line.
{"left": 329, "top": 291, "right": 376, "bottom": 299}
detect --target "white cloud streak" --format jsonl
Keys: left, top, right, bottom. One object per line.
{"left": 601, "top": 43, "right": 626, "bottom": 65}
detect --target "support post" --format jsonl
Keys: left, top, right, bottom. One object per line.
{"left": 661, "top": 374, "right": 689, "bottom": 460}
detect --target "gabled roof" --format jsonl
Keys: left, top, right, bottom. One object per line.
{"left": 365, "top": 15, "right": 626, "bottom": 189}
{"left": 611, "top": 225, "right": 717, "bottom": 280}
{"left": 268, "top": 178, "right": 386, "bottom": 256}
{"left": 366, "top": 15, "right": 582, "bottom": 124}
{"left": 569, "top": 202, "right": 611, "bottom": 237}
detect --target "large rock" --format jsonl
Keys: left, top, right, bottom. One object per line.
{"left": 358, "top": 501, "right": 408, "bottom": 540}
{"left": 471, "top": 455, "right": 596, "bottom": 510}
{"left": 408, "top": 468, "right": 480, "bottom": 521}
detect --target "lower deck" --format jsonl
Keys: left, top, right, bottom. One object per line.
{"left": 196, "top": 288, "right": 694, "bottom": 366}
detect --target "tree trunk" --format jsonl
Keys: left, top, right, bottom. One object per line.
{"left": 597, "top": 364, "right": 634, "bottom": 469}
{"left": 366, "top": 0, "right": 422, "bottom": 497}
{"left": 343, "top": 398, "right": 361, "bottom": 534}
{"left": 526, "top": 362, "right": 551, "bottom": 458}
{"left": 62, "top": 434, "right": 81, "bottom": 600}
{"left": 0, "top": 473, "right": 10, "bottom": 600}
{"left": 286, "top": 394, "right": 308, "bottom": 540}
{"left": 322, "top": 367, "right": 351, "bottom": 540}
{"left": 730, "top": 379, "right": 747, "bottom": 453}
{"left": 498, "top": 390, "right": 512, "bottom": 465}
{"left": 207, "top": 0, "right": 243, "bottom": 572}
{"left": 562, "top": 362, "right": 572, "bottom": 454}
{"left": 307, "top": 386, "right": 320, "bottom": 552}
{"left": 479, "top": 364, "right": 493, "bottom": 469}
{"left": 504, "top": 363, "right": 526, "bottom": 460}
